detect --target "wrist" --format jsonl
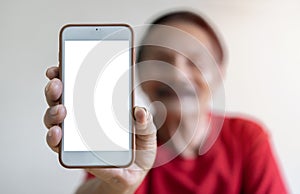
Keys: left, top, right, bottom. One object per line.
{"left": 96, "top": 179, "right": 136, "bottom": 194}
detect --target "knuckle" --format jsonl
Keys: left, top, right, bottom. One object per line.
{"left": 46, "top": 67, "right": 59, "bottom": 79}
{"left": 47, "top": 82, "right": 62, "bottom": 102}
{"left": 45, "top": 68, "right": 51, "bottom": 78}
{"left": 43, "top": 114, "right": 51, "bottom": 129}
{"left": 46, "top": 132, "right": 52, "bottom": 146}
{"left": 45, "top": 106, "right": 65, "bottom": 125}
{"left": 44, "top": 104, "right": 65, "bottom": 128}
{"left": 51, "top": 114, "right": 64, "bottom": 124}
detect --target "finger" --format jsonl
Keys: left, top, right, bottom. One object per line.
{"left": 133, "top": 107, "right": 157, "bottom": 170}
{"left": 45, "top": 78, "right": 63, "bottom": 106}
{"left": 46, "top": 125, "right": 62, "bottom": 153}
{"left": 46, "top": 66, "right": 59, "bottom": 79}
{"left": 44, "top": 104, "right": 66, "bottom": 129}
{"left": 134, "top": 107, "right": 156, "bottom": 136}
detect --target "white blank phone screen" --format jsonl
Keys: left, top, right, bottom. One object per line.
{"left": 63, "top": 40, "right": 130, "bottom": 152}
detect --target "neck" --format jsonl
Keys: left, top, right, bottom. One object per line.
{"left": 156, "top": 111, "right": 210, "bottom": 159}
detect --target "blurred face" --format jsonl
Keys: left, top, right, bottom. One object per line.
{"left": 137, "top": 20, "right": 223, "bottom": 145}
{"left": 137, "top": 20, "right": 224, "bottom": 153}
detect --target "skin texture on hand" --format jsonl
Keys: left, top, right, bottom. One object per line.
{"left": 44, "top": 66, "right": 157, "bottom": 194}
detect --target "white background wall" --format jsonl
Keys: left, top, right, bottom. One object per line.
{"left": 0, "top": 0, "right": 299, "bottom": 193}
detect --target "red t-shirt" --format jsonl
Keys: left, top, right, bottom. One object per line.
{"left": 86, "top": 116, "right": 288, "bottom": 194}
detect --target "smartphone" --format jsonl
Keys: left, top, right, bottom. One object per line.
{"left": 59, "top": 24, "right": 134, "bottom": 168}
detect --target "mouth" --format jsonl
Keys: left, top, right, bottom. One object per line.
{"left": 155, "top": 84, "right": 196, "bottom": 99}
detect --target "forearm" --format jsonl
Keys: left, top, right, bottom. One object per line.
{"left": 75, "top": 178, "right": 103, "bottom": 194}
{"left": 75, "top": 178, "right": 135, "bottom": 194}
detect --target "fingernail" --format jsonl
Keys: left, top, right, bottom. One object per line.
{"left": 134, "top": 106, "right": 148, "bottom": 121}
{"left": 133, "top": 107, "right": 138, "bottom": 120}
{"left": 50, "top": 106, "right": 59, "bottom": 116}
{"left": 142, "top": 107, "right": 148, "bottom": 117}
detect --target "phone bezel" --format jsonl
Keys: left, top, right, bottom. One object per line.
{"left": 58, "top": 24, "right": 135, "bottom": 168}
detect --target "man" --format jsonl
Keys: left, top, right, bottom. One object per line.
{"left": 44, "top": 11, "right": 288, "bottom": 193}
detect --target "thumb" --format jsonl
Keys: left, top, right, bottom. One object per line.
{"left": 133, "top": 107, "right": 157, "bottom": 170}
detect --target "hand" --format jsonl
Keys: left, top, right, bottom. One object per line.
{"left": 44, "top": 66, "right": 157, "bottom": 194}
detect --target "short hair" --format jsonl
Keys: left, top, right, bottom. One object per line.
{"left": 137, "top": 10, "right": 226, "bottom": 65}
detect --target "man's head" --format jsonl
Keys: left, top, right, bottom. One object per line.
{"left": 137, "top": 11, "right": 226, "bottom": 115}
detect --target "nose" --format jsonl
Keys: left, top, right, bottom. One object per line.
{"left": 171, "top": 54, "right": 192, "bottom": 81}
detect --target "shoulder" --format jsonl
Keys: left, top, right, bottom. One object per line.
{"left": 219, "top": 114, "right": 288, "bottom": 193}
{"left": 212, "top": 112, "right": 270, "bottom": 153}
{"left": 220, "top": 113, "right": 269, "bottom": 141}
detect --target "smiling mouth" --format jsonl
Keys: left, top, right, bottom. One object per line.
{"left": 156, "top": 86, "right": 176, "bottom": 98}
{"left": 155, "top": 85, "right": 196, "bottom": 99}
